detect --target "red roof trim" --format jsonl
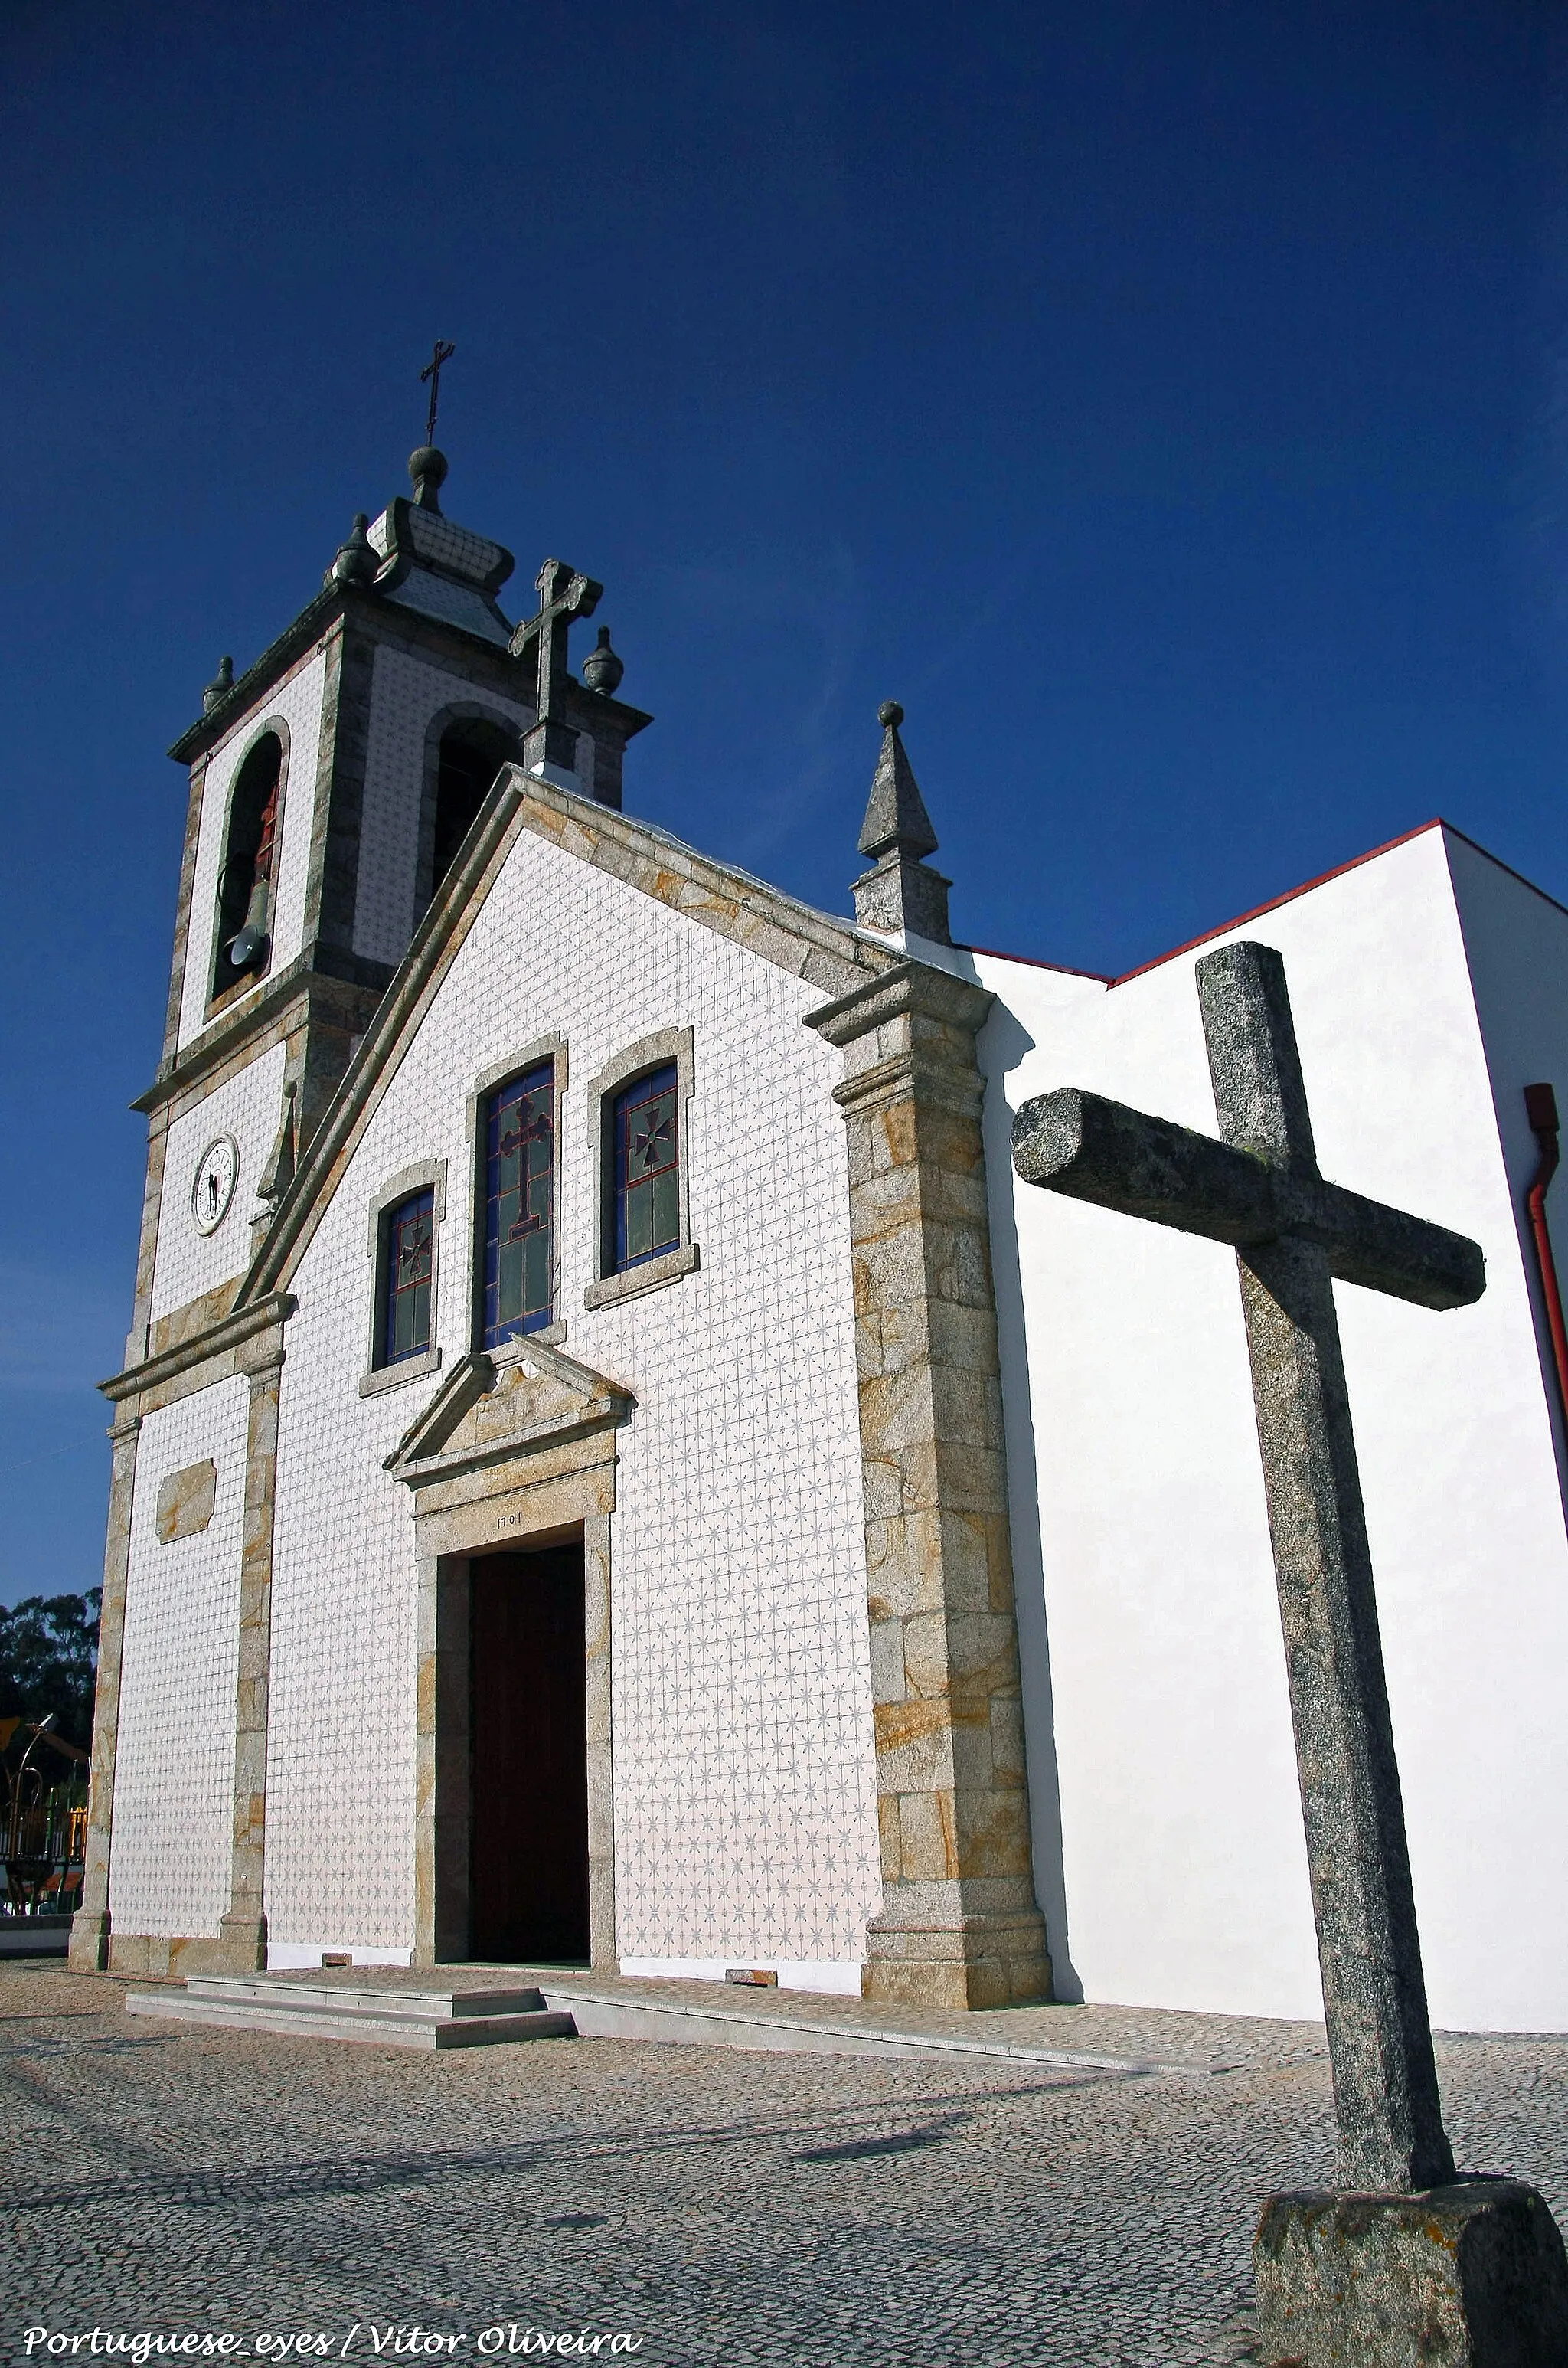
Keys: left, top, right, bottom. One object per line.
{"left": 1105, "top": 818, "right": 1447, "bottom": 987}
{"left": 963, "top": 819, "right": 1568, "bottom": 992}
{"left": 963, "top": 944, "right": 1113, "bottom": 984}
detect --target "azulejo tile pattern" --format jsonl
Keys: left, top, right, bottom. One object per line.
{"left": 383, "top": 570, "right": 512, "bottom": 647}
{"left": 176, "top": 647, "right": 328, "bottom": 1054}
{"left": 366, "top": 502, "right": 511, "bottom": 583}
{"left": 262, "top": 1262, "right": 421, "bottom": 1948}
{"left": 109, "top": 1376, "right": 251, "bottom": 1938}
{"left": 351, "top": 646, "right": 531, "bottom": 968}
{"left": 266, "top": 822, "right": 882, "bottom": 1966}
{"left": 149, "top": 1041, "right": 288, "bottom": 1324}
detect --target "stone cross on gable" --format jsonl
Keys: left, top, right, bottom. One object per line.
{"left": 508, "top": 557, "right": 603, "bottom": 780}
{"left": 1013, "top": 940, "right": 1483, "bottom": 2196}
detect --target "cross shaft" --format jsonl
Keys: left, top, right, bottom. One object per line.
{"left": 1012, "top": 940, "right": 1485, "bottom": 2192}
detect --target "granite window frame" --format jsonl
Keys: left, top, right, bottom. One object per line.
{"left": 360, "top": 1158, "right": 447, "bottom": 1397}
{"left": 583, "top": 1026, "right": 699, "bottom": 1312}
{"left": 206, "top": 715, "right": 292, "bottom": 1016}
{"left": 464, "top": 1035, "right": 569, "bottom": 1356}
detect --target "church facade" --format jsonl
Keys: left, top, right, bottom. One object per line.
{"left": 74, "top": 449, "right": 1568, "bottom": 2035}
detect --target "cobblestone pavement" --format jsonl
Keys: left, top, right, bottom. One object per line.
{"left": 2, "top": 1964, "right": 1566, "bottom": 2368}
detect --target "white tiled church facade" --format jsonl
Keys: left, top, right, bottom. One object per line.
{"left": 109, "top": 1376, "right": 252, "bottom": 1938}
{"left": 107, "top": 796, "right": 1568, "bottom": 2022}
{"left": 95, "top": 445, "right": 1568, "bottom": 2031}
{"left": 261, "top": 825, "right": 882, "bottom": 1970}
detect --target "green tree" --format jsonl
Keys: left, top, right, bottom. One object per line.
{"left": 0, "top": 1592, "right": 101, "bottom": 1751}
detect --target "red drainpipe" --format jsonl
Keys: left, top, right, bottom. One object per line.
{"left": 1523, "top": 1082, "right": 1568, "bottom": 1447}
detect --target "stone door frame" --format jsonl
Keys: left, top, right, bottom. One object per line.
{"left": 407, "top": 1442, "right": 618, "bottom": 1971}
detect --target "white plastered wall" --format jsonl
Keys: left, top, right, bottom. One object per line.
{"left": 351, "top": 646, "right": 531, "bottom": 968}
{"left": 176, "top": 648, "right": 328, "bottom": 1053}
{"left": 109, "top": 1376, "right": 250, "bottom": 1938}
{"left": 979, "top": 822, "right": 1568, "bottom": 2031}
{"left": 149, "top": 1042, "right": 287, "bottom": 1323}
{"left": 266, "top": 824, "right": 881, "bottom": 1975}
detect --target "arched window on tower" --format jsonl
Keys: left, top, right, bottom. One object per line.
{"left": 426, "top": 716, "right": 521, "bottom": 913}
{"left": 211, "top": 731, "right": 283, "bottom": 1000}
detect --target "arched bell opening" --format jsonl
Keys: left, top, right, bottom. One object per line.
{"left": 424, "top": 715, "right": 523, "bottom": 916}
{"left": 210, "top": 730, "right": 283, "bottom": 1004}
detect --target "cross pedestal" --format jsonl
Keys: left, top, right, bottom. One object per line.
{"left": 1012, "top": 941, "right": 1568, "bottom": 2366}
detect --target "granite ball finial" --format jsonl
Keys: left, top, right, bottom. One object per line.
{"left": 203, "top": 655, "right": 234, "bottom": 714}
{"left": 859, "top": 703, "right": 938, "bottom": 863}
{"left": 329, "top": 513, "right": 377, "bottom": 589}
{"left": 583, "top": 625, "right": 625, "bottom": 697}
{"left": 408, "top": 445, "right": 448, "bottom": 512}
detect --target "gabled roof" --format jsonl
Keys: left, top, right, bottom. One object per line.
{"left": 237, "top": 769, "right": 899, "bottom": 1308}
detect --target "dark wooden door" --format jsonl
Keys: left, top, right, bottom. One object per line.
{"left": 469, "top": 1544, "right": 590, "bottom": 1962}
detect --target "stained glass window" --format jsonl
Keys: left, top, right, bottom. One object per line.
{"left": 482, "top": 1063, "right": 555, "bottom": 1347}
{"left": 613, "top": 1064, "right": 680, "bottom": 1271}
{"left": 381, "top": 1189, "right": 435, "bottom": 1366}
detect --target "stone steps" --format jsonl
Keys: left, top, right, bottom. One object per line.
{"left": 122, "top": 1966, "right": 1231, "bottom": 2075}
{"left": 123, "top": 1975, "right": 577, "bottom": 2050}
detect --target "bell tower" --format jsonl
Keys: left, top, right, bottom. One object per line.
{"left": 122, "top": 444, "right": 652, "bottom": 1372}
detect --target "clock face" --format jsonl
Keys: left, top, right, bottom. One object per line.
{"left": 192, "top": 1136, "right": 239, "bottom": 1236}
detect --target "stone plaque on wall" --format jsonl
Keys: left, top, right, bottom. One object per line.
{"left": 155, "top": 1460, "right": 217, "bottom": 1544}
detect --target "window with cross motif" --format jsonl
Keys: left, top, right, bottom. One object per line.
{"left": 482, "top": 1063, "right": 556, "bottom": 1346}
{"left": 381, "top": 1189, "right": 435, "bottom": 1365}
{"left": 613, "top": 1065, "right": 680, "bottom": 1271}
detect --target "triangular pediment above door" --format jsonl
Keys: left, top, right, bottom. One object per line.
{"left": 384, "top": 1334, "right": 633, "bottom": 1488}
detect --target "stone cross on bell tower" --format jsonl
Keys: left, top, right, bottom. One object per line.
{"left": 419, "top": 338, "right": 456, "bottom": 446}
{"left": 508, "top": 558, "right": 604, "bottom": 783}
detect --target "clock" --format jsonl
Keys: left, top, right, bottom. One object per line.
{"left": 192, "top": 1136, "right": 239, "bottom": 1236}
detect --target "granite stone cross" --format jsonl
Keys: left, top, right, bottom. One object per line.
{"left": 1011, "top": 940, "right": 1483, "bottom": 2196}
{"left": 508, "top": 557, "right": 603, "bottom": 778}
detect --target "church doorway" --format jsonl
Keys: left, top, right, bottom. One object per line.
{"left": 468, "top": 1542, "right": 590, "bottom": 1964}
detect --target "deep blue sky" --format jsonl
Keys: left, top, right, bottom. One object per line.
{"left": 2, "top": 0, "right": 1563, "bottom": 1604}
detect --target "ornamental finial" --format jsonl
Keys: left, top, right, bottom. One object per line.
{"left": 858, "top": 700, "right": 938, "bottom": 863}
{"left": 407, "top": 445, "right": 448, "bottom": 512}
{"left": 328, "top": 513, "right": 377, "bottom": 590}
{"left": 583, "top": 625, "right": 625, "bottom": 696}
{"left": 851, "top": 700, "right": 952, "bottom": 945}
